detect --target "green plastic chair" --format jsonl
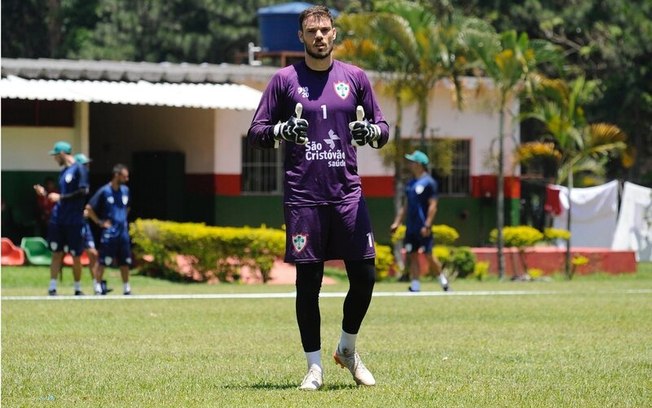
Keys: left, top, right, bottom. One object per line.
{"left": 20, "top": 237, "right": 53, "bottom": 266}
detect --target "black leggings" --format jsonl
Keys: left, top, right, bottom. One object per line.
{"left": 295, "top": 259, "right": 376, "bottom": 352}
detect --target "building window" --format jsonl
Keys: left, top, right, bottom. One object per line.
{"left": 434, "top": 138, "right": 471, "bottom": 196}
{"left": 1, "top": 99, "right": 74, "bottom": 127}
{"left": 241, "top": 137, "right": 284, "bottom": 194}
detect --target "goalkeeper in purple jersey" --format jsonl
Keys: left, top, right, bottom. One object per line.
{"left": 248, "top": 5, "right": 389, "bottom": 391}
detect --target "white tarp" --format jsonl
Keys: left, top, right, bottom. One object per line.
{"left": 552, "top": 180, "right": 619, "bottom": 248}
{"left": 0, "top": 75, "right": 262, "bottom": 110}
{"left": 611, "top": 182, "right": 652, "bottom": 261}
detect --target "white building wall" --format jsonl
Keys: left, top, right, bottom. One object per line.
{"left": 214, "top": 109, "right": 255, "bottom": 174}
{"left": 1, "top": 102, "right": 90, "bottom": 171}
{"left": 359, "top": 78, "right": 519, "bottom": 177}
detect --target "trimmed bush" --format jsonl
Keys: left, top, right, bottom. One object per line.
{"left": 130, "top": 219, "right": 393, "bottom": 283}
{"left": 374, "top": 243, "right": 394, "bottom": 281}
{"left": 131, "top": 219, "right": 285, "bottom": 283}
{"left": 489, "top": 226, "right": 544, "bottom": 248}
{"left": 447, "top": 246, "right": 476, "bottom": 279}
{"left": 544, "top": 228, "right": 571, "bottom": 242}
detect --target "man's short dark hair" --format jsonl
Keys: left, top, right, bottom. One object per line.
{"left": 112, "top": 164, "right": 127, "bottom": 175}
{"left": 298, "top": 5, "right": 333, "bottom": 30}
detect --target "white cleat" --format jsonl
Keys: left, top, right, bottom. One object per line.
{"left": 333, "top": 347, "right": 376, "bottom": 386}
{"left": 298, "top": 366, "right": 323, "bottom": 391}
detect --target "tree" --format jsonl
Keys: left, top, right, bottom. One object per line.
{"left": 519, "top": 75, "right": 628, "bottom": 277}
{"left": 337, "top": 1, "right": 495, "bottom": 204}
{"left": 465, "top": 29, "right": 561, "bottom": 279}
{"left": 2, "top": 0, "right": 50, "bottom": 58}
{"left": 444, "top": 0, "right": 652, "bottom": 186}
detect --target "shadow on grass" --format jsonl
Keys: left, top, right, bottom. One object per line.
{"left": 220, "top": 382, "right": 358, "bottom": 391}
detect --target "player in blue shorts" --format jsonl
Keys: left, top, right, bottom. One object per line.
{"left": 390, "top": 150, "right": 449, "bottom": 292}
{"left": 86, "top": 164, "right": 132, "bottom": 295}
{"left": 248, "top": 5, "right": 389, "bottom": 390}
{"left": 75, "top": 153, "right": 113, "bottom": 294}
{"left": 34, "top": 141, "right": 89, "bottom": 296}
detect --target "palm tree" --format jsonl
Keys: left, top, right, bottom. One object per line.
{"left": 520, "top": 75, "right": 628, "bottom": 277}
{"left": 337, "top": 1, "right": 495, "bottom": 201}
{"left": 464, "top": 30, "right": 561, "bottom": 279}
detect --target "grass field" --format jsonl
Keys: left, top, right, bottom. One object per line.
{"left": 2, "top": 265, "right": 652, "bottom": 407}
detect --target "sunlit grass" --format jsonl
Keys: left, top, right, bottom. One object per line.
{"left": 2, "top": 265, "right": 651, "bottom": 407}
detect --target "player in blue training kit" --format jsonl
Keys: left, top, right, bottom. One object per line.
{"left": 248, "top": 5, "right": 389, "bottom": 390}
{"left": 75, "top": 153, "right": 112, "bottom": 294}
{"left": 391, "top": 150, "right": 449, "bottom": 292}
{"left": 86, "top": 164, "right": 132, "bottom": 295}
{"left": 34, "top": 141, "right": 89, "bottom": 296}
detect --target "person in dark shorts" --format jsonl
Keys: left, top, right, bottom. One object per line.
{"left": 75, "top": 153, "right": 111, "bottom": 294}
{"left": 390, "top": 150, "right": 449, "bottom": 292}
{"left": 34, "top": 141, "right": 89, "bottom": 296}
{"left": 85, "top": 164, "right": 132, "bottom": 296}
{"left": 248, "top": 5, "right": 389, "bottom": 390}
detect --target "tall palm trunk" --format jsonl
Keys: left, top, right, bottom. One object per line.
{"left": 564, "top": 164, "right": 573, "bottom": 278}
{"left": 497, "top": 92, "right": 506, "bottom": 279}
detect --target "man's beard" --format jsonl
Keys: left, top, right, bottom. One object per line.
{"left": 305, "top": 43, "right": 332, "bottom": 60}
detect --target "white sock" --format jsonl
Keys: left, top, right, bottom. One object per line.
{"left": 73, "top": 281, "right": 82, "bottom": 291}
{"left": 439, "top": 274, "right": 448, "bottom": 286}
{"left": 92, "top": 279, "right": 98, "bottom": 287}
{"left": 49, "top": 279, "right": 57, "bottom": 291}
{"left": 338, "top": 330, "right": 357, "bottom": 355}
{"left": 411, "top": 279, "right": 421, "bottom": 291}
{"left": 124, "top": 283, "right": 131, "bottom": 293}
{"left": 95, "top": 281, "right": 103, "bottom": 293}
{"left": 305, "top": 350, "right": 322, "bottom": 372}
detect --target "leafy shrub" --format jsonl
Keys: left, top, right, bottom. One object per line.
{"left": 130, "top": 219, "right": 394, "bottom": 283}
{"left": 434, "top": 246, "right": 451, "bottom": 264}
{"left": 472, "top": 261, "right": 490, "bottom": 281}
{"left": 374, "top": 244, "right": 394, "bottom": 281}
{"left": 544, "top": 228, "right": 571, "bottom": 242}
{"left": 131, "top": 219, "right": 285, "bottom": 283}
{"left": 436, "top": 246, "right": 476, "bottom": 279}
{"left": 448, "top": 246, "right": 476, "bottom": 279}
{"left": 489, "top": 226, "right": 544, "bottom": 248}
{"left": 527, "top": 268, "right": 544, "bottom": 279}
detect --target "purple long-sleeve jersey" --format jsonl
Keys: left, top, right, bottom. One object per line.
{"left": 248, "top": 60, "right": 390, "bottom": 206}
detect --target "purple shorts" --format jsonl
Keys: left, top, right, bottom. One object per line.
{"left": 284, "top": 198, "right": 376, "bottom": 263}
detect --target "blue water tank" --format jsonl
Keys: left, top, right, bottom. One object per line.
{"left": 257, "top": 2, "right": 339, "bottom": 52}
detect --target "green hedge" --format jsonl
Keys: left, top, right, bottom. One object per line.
{"left": 130, "top": 219, "right": 394, "bottom": 283}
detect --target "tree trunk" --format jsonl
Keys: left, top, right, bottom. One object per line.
{"left": 497, "top": 95, "right": 506, "bottom": 279}
{"left": 564, "top": 167, "right": 573, "bottom": 279}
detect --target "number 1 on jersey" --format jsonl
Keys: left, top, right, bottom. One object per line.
{"left": 320, "top": 105, "right": 327, "bottom": 119}
{"left": 366, "top": 232, "right": 374, "bottom": 248}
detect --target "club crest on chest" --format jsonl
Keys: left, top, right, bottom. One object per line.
{"left": 333, "top": 81, "right": 350, "bottom": 100}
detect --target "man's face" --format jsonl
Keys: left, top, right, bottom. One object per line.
{"left": 117, "top": 169, "right": 129, "bottom": 185}
{"left": 299, "top": 15, "right": 336, "bottom": 60}
{"left": 53, "top": 153, "right": 65, "bottom": 166}
{"left": 406, "top": 160, "right": 422, "bottom": 175}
